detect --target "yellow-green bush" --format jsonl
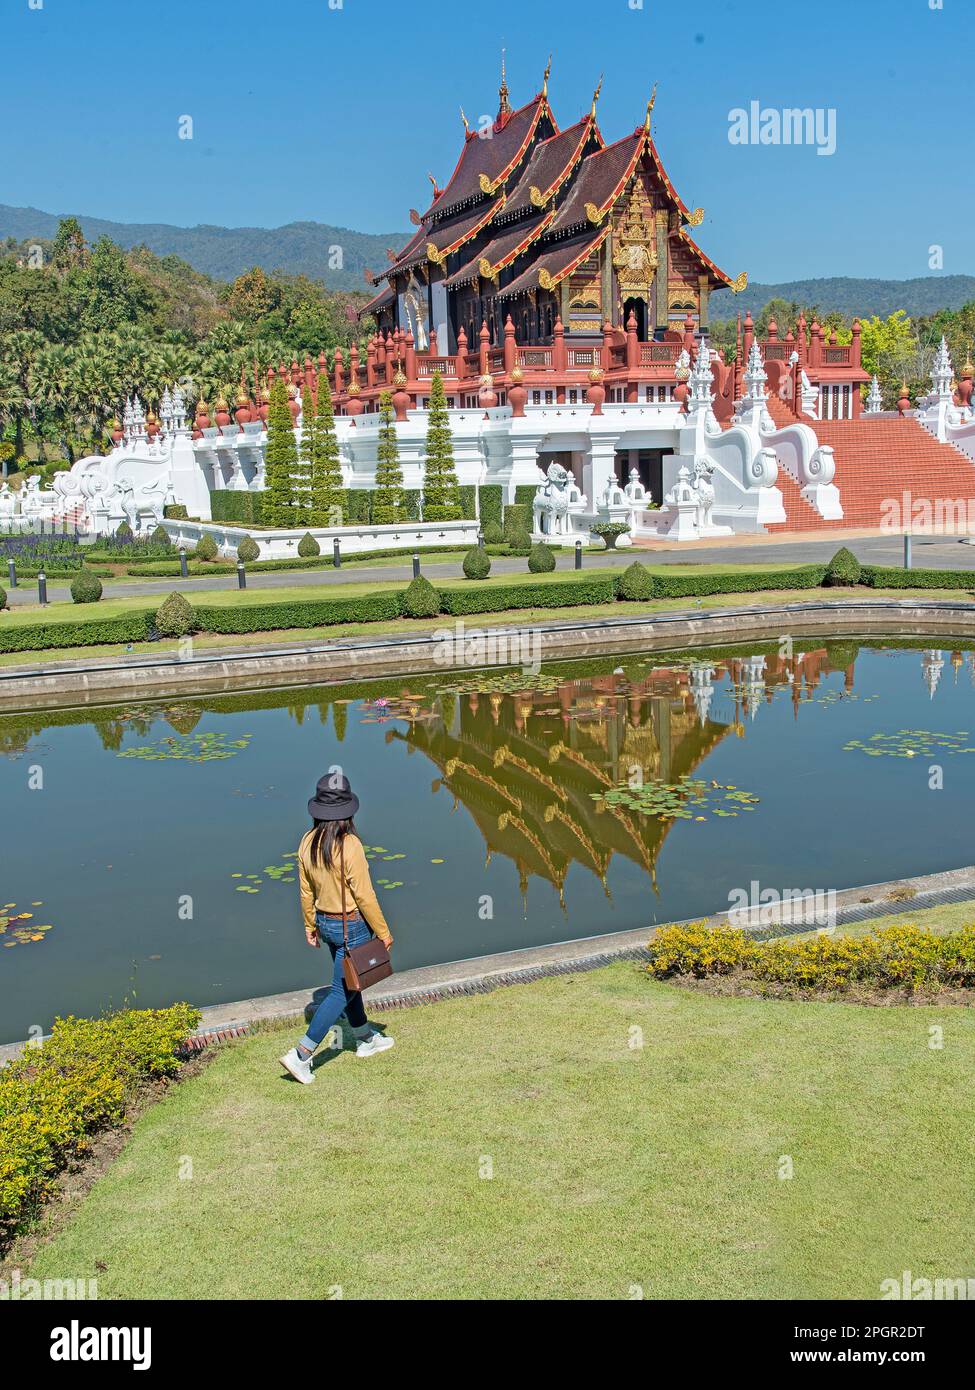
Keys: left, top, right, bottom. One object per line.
{"left": 648, "top": 922, "right": 975, "bottom": 992}
{"left": 0, "top": 1003, "right": 199, "bottom": 1241}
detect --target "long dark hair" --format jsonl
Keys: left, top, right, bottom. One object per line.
{"left": 309, "top": 816, "right": 357, "bottom": 870}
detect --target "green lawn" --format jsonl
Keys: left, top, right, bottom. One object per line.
{"left": 25, "top": 958, "right": 975, "bottom": 1300}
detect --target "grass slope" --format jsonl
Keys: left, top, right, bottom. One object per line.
{"left": 26, "top": 961, "right": 975, "bottom": 1300}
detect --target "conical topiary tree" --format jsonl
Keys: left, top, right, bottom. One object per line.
{"left": 310, "top": 373, "right": 344, "bottom": 527}
{"left": 373, "top": 389, "right": 405, "bottom": 525}
{"left": 295, "top": 385, "right": 316, "bottom": 524}
{"left": 263, "top": 377, "right": 298, "bottom": 527}
{"left": 422, "top": 372, "right": 461, "bottom": 521}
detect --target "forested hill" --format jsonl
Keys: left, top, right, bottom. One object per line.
{"left": 710, "top": 276, "right": 975, "bottom": 320}
{"left": 0, "top": 204, "right": 411, "bottom": 291}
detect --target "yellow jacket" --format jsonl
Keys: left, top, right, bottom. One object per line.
{"left": 297, "top": 830, "right": 392, "bottom": 946}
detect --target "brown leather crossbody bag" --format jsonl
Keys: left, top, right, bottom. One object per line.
{"left": 340, "top": 840, "right": 393, "bottom": 992}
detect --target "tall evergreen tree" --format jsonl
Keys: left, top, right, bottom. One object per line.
{"left": 263, "top": 377, "right": 298, "bottom": 527}
{"left": 422, "top": 371, "right": 461, "bottom": 521}
{"left": 309, "top": 373, "right": 344, "bottom": 525}
{"left": 295, "top": 384, "right": 315, "bottom": 523}
{"left": 373, "top": 389, "right": 405, "bottom": 524}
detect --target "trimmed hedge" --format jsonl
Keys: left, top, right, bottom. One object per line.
{"left": 528, "top": 542, "right": 556, "bottom": 573}
{"left": 439, "top": 573, "right": 616, "bottom": 616}
{"left": 209, "top": 491, "right": 265, "bottom": 527}
{"left": 618, "top": 560, "right": 655, "bottom": 600}
{"left": 860, "top": 565, "right": 975, "bottom": 590}
{"left": 0, "top": 1005, "right": 198, "bottom": 1239}
{"left": 0, "top": 583, "right": 5, "bottom": 611}
{"left": 195, "top": 589, "right": 403, "bottom": 634}
{"left": 401, "top": 576, "right": 442, "bottom": 618}
{"left": 825, "top": 546, "right": 861, "bottom": 586}
{"left": 503, "top": 503, "right": 532, "bottom": 537}
{"left": 463, "top": 546, "right": 491, "bottom": 579}
{"left": 0, "top": 610, "right": 155, "bottom": 653}
{"left": 155, "top": 592, "right": 197, "bottom": 638}
{"left": 480, "top": 484, "right": 503, "bottom": 531}
{"left": 163, "top": 504, "right": 189, "bottom": 520}
{"left": 633, "top": 565, "right": 827, "bottom": 599}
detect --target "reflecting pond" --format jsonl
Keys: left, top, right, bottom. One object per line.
{"left": 2, "top": 638, "right": 974, "bottom": 1043}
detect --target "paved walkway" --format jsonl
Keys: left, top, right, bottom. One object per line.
{"left": 5, "top": 531, "right": 973, "bottom": 608}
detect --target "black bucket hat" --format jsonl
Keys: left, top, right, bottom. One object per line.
{"left": 308, "top": 773, "right": 360, "bottom": 821}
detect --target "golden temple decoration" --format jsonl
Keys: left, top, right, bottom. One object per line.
{"left": 611, "top": 183, "right": 658, "bottom": 301}
{"left": 644, "top": 83, "right": 657, "bottom": 133}
{"left": 460, "top": 106, "right": 471, "bottom": 136}
{"left": 479, "top": 256, "right": 499, "bottom": 283}
{"left": 529, "top": 185, "right": 548, "bottom": 207}
{"left": 590, "top": 74, "right": 603, "bottom": 119}
{"left": 426, "top": 242, "right": 445, "bottom": 265}
{"left": 686, "top": 207, "right": 705, "bottom": 226}
{"left": 730, "top": 270, "right": 749, "bottom": 293}
{"left": 538, "top": 268, "right": 555, "bottom": 291}
{"left": 542, "top": 53, "right": 552, "bottom": 98}
{"left": 585, "top": 201, "right": 606, "bottom": 225}
{"left": 479, "top": 172, "right": 500, "bottom": 195}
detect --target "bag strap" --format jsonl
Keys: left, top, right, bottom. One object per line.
{"left": 340, "top": 838, "right": 348, "bottom": 949}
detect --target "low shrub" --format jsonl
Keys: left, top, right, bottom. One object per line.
{"left": 591, "top": 521, "right": 631, "bottom": 550}
{"left": 424, "top": 504, "right": 463, "bottom": 523}
{"left": 0, "top": 610, "right": 155, "bottom": 653}
{"left": 297, "top": 532, "right": 321, "bottom": 558}
{"left": 0, "top": 583, "right": 6, "bottom": 611}
{"left": 439, "top": 572, "right": 615, "bottom": 616}
{"left": 236, "top": 535, "right": 261, "bottom": 563}
{"left": 507, "top": 526, "right": 533, "bottom": 557}
{"left": 114, "top": 521, "right": 133, "bottom": 542}
{"left": 0, "top": 1004, "right": 198, "bottom": 1241}
{"left": 400, "top": 575, "right": 441, "bottom": 618}
{"left": 528, "top": 542, "right": 556, "bottom": 573}
{"left": 69, "top": 569, "right": 103, "bottom": 604}
{"left": 149, "top": 524, "right": 172, "bottom": 550}
{"left": 617, "top": 560, "right": 655, "bottom": 600}
{"left": 155, "top": 592, "right": 198, "bottom": 637}
{"left": 195, "top": 589, "right": 402, "bottom": 634}
{"left": 859, "top": 565, "right": 975, "bottom": 590}
{"left": 463, "top": 546, "right": 491, "bottom": 580}
{"left": 481, "top": 520, "right": 504, "bottom": 545}
{"left": 825, "top": 546, "right": 862, "bottom": 586}
{"left": 163, "top": 504, "right": 188, "bottom": 520}
{"left": 503, "top": 503, "right": 531, "bottom": 537}
{"left": 194, "top": 533, "right": 219, "bottom": 562}
{"left": 647, "top": 565, "right": 826, "bottom": 599}
{"left": 647, "top": 922, "right": 975, "bottom": 994}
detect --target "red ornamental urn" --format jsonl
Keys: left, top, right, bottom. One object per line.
{"left": 391, "top": 371, "right": 411, "bottom": 422}
{"left": 287, "top": 385, "right": 300, "bottom": 423}
{"left": 214, "top": 394, "right": 232, "bottom": 429}
{"left": 195, "top": 397, "right": 211, "bottom": 431}
{"left": 587, "top": 366, "right": 605, "bottom": 416}
{"left": 897, "top": 381, "right": 911, "bottom": 416}
{"left": 478, "top": 372, "right": 498, "bottom": 409}
{"left": 110, "top": 417, "right": 123, "bottom": 445}
{"left": 508, "top": 365, "right": 527, "bottom": 418}
{"left": 345, "top": 380, "right": 364, "bottom": 416}
{"left": 234, "top": 389, "right": 252, "bottom": 426}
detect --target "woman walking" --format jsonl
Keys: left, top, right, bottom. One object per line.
{"left": 280, "top": 774, "right": 394, "bottom": 1085}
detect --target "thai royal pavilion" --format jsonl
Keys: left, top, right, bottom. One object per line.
{"left": 27, "top": 66, "right": 975, "bottom": 547}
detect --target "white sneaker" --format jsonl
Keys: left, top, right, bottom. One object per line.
{"left": 355, "top": 1031, "right": 395, "bottom": 1058}
{"left": 280, "top": 1047, "right": 315, "bottom": 1084}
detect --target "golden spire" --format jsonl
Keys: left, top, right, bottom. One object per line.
{"left": 542, "top": 53, "right": 552, "bottom": 98}
{"left": 499, "top": 48, "right": 511, "bottom": 117}
{"left": 590, "top": 73, "right": 603, "bottom": 120}
{"left": 644, "top": 83, "right": 657, "bottom": 133}
{"left": 460, "top": 106, "right": 470, "bottom": 135}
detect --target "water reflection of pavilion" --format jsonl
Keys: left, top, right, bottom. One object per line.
{"left": 391, "top": 647, "right": 860, "bottom": 899}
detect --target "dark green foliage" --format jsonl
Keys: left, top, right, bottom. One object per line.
{"left": 310, "top": 375, "right": 344, "bottom": 526}
{"left": 463, "top": 546, "right": 491, "bottom": 580}
{"left": 439, "top": 573, "right": 615, "bottom": 616}
{"left": 458, "top": 485, "right": 478, "bottom": 521}
{"left": 859, "top": 565, "right": 975, "bottom": 590}
{"left": 0, "top": 583, "right": 6, "bottom": 611}
{"left": 373, "top": 389, "right": 405, "bottom": 525}
{"left": 481, "top": 520, "right": 504, "bottom": 545}
{"left": 115, "top": 521, "right": 133, "bottom": 542}
{"left": 507, "top": 526, "right": 533, "bottom": 556}
{"left": 401, "top": 575, "right": 442, "bottom": 618}
{"left": 825, "top": 547, "right": 862, "bottom": 586}
{"left": 163, "top": 504, "right": 189, "bottom": 520}
{"left": 0, "top": 610, "right": 156, "bottom": 653}
{"left": 70, "top": 569, "right": 103, "bottom": 604}
{"left": 209, "top": 491, "right": 265, "bottom": 526}
{"left": 263, "top": 377, "right": 298, "bottom": 526}
{"left": 155, "top": 592, "right": 197, "bottom": 637}
{"left": 617, "top": 561, "right": 655, "bottom": 600}
{"left": 528, "top": 542, "right": 556, "bottom": 574}
{"left": 195, "top": 590, "right": 401, "bottom": 633}
{"left": 194, "top": 533, "right": 219, "bottom": 562}
{"left": 513, "top": 485, "right": 538, "bottom": 507}
{"left": 626, "top": 565, "right": 827, "bottom": 598}
{"left": 422, "top": 373, "right": 461, "bottom": 520}
{"left": 150, "top": 524, "right": 172, "bottom": 549}
{"left": 479, "top": 485, "right": 503, "bottom": 531}
{"left": 297, "top": 531, "right": 321, "bottom": 558}
{"left": 344, "top": 489, "right": 371, "bottom": 524}
{"left": 236, "top": 535, "right": 260, "bottom": 563}
{"left": 503, "top": 503, "right": 531, "bottom": 537}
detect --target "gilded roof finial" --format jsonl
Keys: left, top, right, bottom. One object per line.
{"left": 644, "top": 83, "right": 657, "bottom": 133}
{"left": 499, "top": 48, "right": 511, "bottom": 117}
{"left": 590, "top": 73, "right": 603, "bottom": 120}
{"left": 542, "top": 53, "right": 552, "bottom": 98}
{"left": 460, "top": 106, "right": 471, "bottom": 135}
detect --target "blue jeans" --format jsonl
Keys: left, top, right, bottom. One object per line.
{"left": 300, "top": 913, "right": 372, "bottom": 1052}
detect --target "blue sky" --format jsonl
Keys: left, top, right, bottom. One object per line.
{"left": 2, "top": 0, "right": 966, "bottom": 283}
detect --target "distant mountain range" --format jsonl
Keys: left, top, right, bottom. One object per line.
{"left": 710, "top": 276, "right": 975, "bottom": 320}
{"left": 2, "top": 204, "right": 972, "bottom": 316}
{"left": 0, "top": 204, "right": 411, "bottom": 292}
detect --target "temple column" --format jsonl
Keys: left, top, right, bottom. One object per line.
{"left": 698, "top": 274, "right": 710, "bottom": 330}
{"left": 601, "top": 236, "right": 615, "bottom": 328}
